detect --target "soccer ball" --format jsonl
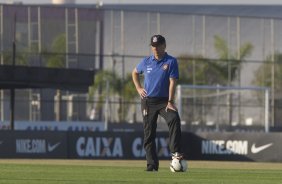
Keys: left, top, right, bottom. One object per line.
{"left": 169, "top": 158, "right": 187, "bottom": 172}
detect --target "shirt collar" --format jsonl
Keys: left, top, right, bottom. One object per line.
{"left": 152, "top": 52, "right": 167, "bottom": 62}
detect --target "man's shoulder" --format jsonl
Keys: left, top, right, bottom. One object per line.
{"left": 144, "top": 55, "right": 152, "bottom": 60}
{"left": 165, "top": 54, "right": 177, "bottom": 62}
{"left": 141, "top": 55, "right": 153, "bottom": 63}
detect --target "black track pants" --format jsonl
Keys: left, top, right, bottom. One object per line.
{"left": 141, "top": 97, "right": 182, "bottom": 167}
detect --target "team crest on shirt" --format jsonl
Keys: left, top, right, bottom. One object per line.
{"left": 162, "top": 64, "right": 169, "bottom": 71}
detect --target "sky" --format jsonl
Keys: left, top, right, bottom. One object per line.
{"left": 1, "top": 0, "right": 282, "bottom": 5}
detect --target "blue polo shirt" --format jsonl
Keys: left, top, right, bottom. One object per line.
{"left": 136, "top": 53, "right": 179, "bottom": 97}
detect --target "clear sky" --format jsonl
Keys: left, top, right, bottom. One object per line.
{"left": 1, "top": 0, "right": 282, "bottom": 5}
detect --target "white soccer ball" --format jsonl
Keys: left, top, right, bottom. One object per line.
{"left": 169, "top": 158, "right": 188, "bottom": 172}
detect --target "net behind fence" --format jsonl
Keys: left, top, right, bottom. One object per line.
{"left": 176, "top": 85, "right": 269, "bottom": 132}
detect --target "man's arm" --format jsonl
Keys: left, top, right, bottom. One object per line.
{"left": 166, "top": 77, "right": 178, "bottom": 111}
{"left": 132, "top": 68, "right": 147, "bottom": 98}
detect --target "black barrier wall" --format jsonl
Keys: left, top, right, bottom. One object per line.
{"left": 0, "top": 131, "right": 281, "bottom": 162}
{"left": 190, "top": 132, "right": 282, "bottom": 162}
{"left": 0, "top": 131, "right": 67, "bottom": 158}
{"left": 68, "top": 132, "right": 172, "bottom": 159}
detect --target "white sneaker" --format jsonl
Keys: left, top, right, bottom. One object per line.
{"left": 171, "top": 152, "right": 184, "bottom": 160}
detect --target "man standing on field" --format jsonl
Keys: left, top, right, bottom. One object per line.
{"left": 132, "top": 34, "right": 184, "bottom": 171}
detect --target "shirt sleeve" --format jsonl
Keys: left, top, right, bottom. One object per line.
{"left": 136, "top": 58, "right": 146, "bottom": 74}
{"left": 169, "top": 59, "right": 179, "bottom": 79}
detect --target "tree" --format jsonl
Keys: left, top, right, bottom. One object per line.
{"left": 88, "top": 70, "right": 139, "bottom": 123}
{"left": 123, "top": 73, "right": 140, "bottom": 122}
{"left": 177, "top": 35, "right": 254, "bottom": 127}
{"left": 89, "top": 70, "right": 122, "bottom": 98}
{"left": 42, "top": 33, "right": 66, "bottom": 121}
{"left": 252, "top": 53, "right": 282, "bottom": 93}
{"left": 44, "top": 34, "right": 66, "bottom": 68}
{"left": 177, "top": 55, "right": 226, "bottom": 85}
{"left": 214, "top": 35, "right": 254, "bottom": 126}
{"left": 177, "top": 35, "right": 253, "bottom": 86}
{"left": 213, "top": 35, "right": 253, "bottom": 85}
{"left": 252, "top": 53, "right": 282, "bottom": 126}
{"left": 88, "top": 70, "right": 122, "bottom": 122}
{"left": 2, "top": 43, "right": 41, "bottom": 66}
{"left": 123, "top": 73, "right": 138, "bottom": 101}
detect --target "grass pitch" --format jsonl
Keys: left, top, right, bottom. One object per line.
{"left": 0, "top": 159, "right": 282, "bottom": 184}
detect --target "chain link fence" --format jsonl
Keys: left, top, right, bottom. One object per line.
{"left": 1, "top": 4, "right": 282, "bottom": 131}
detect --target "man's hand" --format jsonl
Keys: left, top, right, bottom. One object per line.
{"left": 166, "top": 102, "right": 178, "bottom": 112}
{"left": 136, "top": 87, "right": 147, "bottom": 99}
{"left": 132, "top": 68, "right": 147, "bottom": 99}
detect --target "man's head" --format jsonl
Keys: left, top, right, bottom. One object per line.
{"left": 150, "top": 35, "right": 166, "bottom": 60}
{"left": 150, "top": 35, "right": 166, "bottom": 47}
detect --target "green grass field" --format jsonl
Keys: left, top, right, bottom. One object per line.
{"left": 0, "top": 159, "right": 282, "bottom": 184}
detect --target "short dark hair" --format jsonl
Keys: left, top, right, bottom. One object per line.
{"left": 150, "top": 35, "right": 166, "bottom": 47}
